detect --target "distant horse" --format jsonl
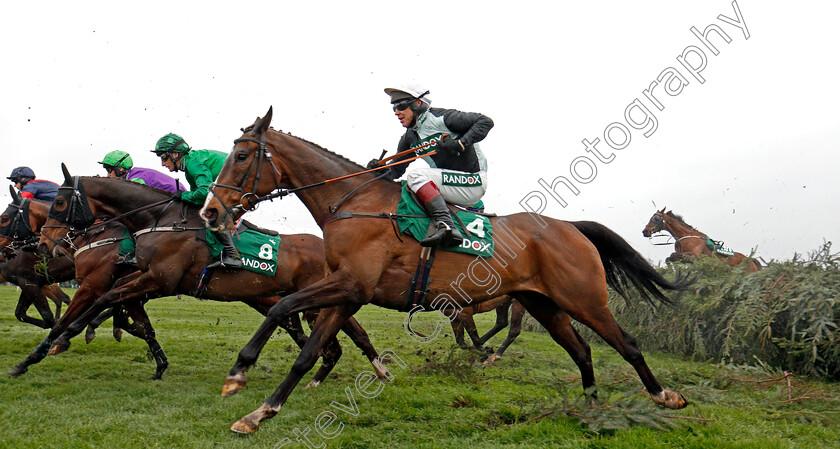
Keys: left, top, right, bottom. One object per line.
{"left": 642, "top": 208, "right": 760, "bottom": 272}
{"left": 201, "top": 107, "right": 690, "bottom": 433}
{"left": 451, "top": 295, "right": 527, "bottom": 366}
{"left": 37, "top": 169, "right": 388, "bottom": 384}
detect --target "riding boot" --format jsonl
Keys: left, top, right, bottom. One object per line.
{"left": 208, "top": 231, "right": 243, "bottom": 268}
{"left": 420, "top": 195, "right": 463, "bottom": 248}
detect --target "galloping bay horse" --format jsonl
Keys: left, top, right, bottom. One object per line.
{"left": 642, "top": 208, "right": 760, "bottom": 272}
{"left": 201, "top": 107, "right": 690, "bottom": 433}
{"left": 37, "top": 169, "right": 388, "bottom": 384}
{"left": 0, "top": 189, "right": 74, "bottom": 328}
{"left": 2, "top": 185, "right": 186, "bottom": 377}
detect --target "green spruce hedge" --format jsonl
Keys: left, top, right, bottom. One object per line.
{"left": 525, "top": 242, "right": 840, "bottom": 380}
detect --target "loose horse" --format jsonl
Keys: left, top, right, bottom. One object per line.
{"left": 38, "top": 171, "right": 388, "bottom": 384}
{"left": 642, "top": 208, "right": 760, "bottom": 272}
{"left": 202, "top": 107, "right": 690, "bottom": 433}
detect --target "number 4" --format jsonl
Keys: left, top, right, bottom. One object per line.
{"left": 465, "top": 218, "right": 486, "bottom": 238}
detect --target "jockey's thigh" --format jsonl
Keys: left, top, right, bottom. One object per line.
{"left": 407, "top": 168, "right": 487, "bottom": 207}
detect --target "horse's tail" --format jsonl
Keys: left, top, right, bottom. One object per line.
{"left": 570, "top": 221, "right": 693, "bottom": 308}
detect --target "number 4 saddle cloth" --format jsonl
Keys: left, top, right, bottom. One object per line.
{"left": 396, "top": 183, "right": 495, "bottom": 258}
{"left": 205, "top": 219, "right": 281, "bottom": 276}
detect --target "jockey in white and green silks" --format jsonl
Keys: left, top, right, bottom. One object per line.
{"left": 367, "top": 84, "right": 494, "bottom": 248}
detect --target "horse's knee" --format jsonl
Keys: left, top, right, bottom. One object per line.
{"left": 267, "top": 303, "right": 291, "bottom": 322}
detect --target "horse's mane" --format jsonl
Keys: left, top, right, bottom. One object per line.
{"left": 665, "top": 211, "right": 696, "bottom": 230}
{"left": 243, "top": 125, "right": 366, "bottom": 171}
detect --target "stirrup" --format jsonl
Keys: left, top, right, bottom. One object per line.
{"left": 207, "top": 256, "right": 243, "bottom": 269}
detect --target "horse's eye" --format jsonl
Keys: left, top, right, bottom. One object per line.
{"left": 236, "top": 152, "right": 248, "bottom": 161}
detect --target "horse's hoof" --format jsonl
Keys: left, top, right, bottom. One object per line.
{"left": 230, "top": 417, "right": 259, "bottom": 434}
{"left": 8, "top": 365, "right": 27, "bottom": 377}
{"left": 152, "top": 366, "right": 167, "bottom": 380}
{"left": 222, "top": 373, "right": 247, "bottom": 398}
{"left": 372, "top": 359, "right": 391, "bottom": 380}
{"left": 483, "top": 354, "right": 501, "bottom": 366}
{"left": 652, "top": 388, "right": 688, "bottom": 409}
{"left": 48, "top": 342, "right": 69, "bottom": 356}
{"left": 85, "top": 330, "right": 96, "bottom": 344}
{"left": 230, "top": 403, "right": 280, "bottom": 434}
{"left": 304, "top": 380, "right": 321, "bottom": 389}
{"left": 113, "top": 328, "right": 123, "bottom": 342}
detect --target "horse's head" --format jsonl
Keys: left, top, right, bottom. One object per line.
{"left": 202, "top": 106, "right": 289, "bottom": 231}
{"left": 642, "top": 207, "right": 667, "bottom": 237}
{"left": 0, "top": 185, "right": 37, "bottom": 251}
{"left": 39, "top": 163, "right": 97, "bottom": 255}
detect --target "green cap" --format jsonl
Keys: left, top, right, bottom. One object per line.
{"left": 98, "top": 150, "right": 133, "bottom": 169}
{"left": 153, "top": 133, "right": 190, "bottom": 154}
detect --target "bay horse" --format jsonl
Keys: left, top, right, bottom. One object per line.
{"left": 0, "top": 189, "right": 75, "bottom": 328}
{"left": 201, "top": 107, "right": 690, "bottom": 433}
{"left": 2, "top": 187, "right": 174, "bottom": 378}
{"left": 642, "top": 208, "right": 760, "bottom": 272}
{"left": 37, "top": 170, "right": 388, "bottom": 384}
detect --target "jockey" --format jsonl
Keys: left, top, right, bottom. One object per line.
{"left": 7, "top": 167, "right": 59, "bottom": 202}
{"left": 367, "top": 85, "right": 494, "bottom": 248}
{"left": 98, "top": 150, "right": 183, "bottom": 193}
{"left": 152, "top": 133, "right": 242, "bottom": 269}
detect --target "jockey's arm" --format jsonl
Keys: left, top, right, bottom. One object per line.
{"left": 442, "top": 110, "right": 494, "bottom": 146}
{"left": 179, "top": 165, "right": 214, "bottom": 205}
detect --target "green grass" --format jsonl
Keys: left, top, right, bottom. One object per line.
{"left": 1, "top": 285, "right": 839, "bottom": 448}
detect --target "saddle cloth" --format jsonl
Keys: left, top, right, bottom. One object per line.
{"left": 396, "top": 183, "right": 494, "bottom": 258}
{"left": 205, "top": 220, "right": 281, "bottom": 275}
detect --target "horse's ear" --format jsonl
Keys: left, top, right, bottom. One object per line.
{"left": 61, "top": 163, "right": 72, "bottom": 184}
{"left": 659, "top": 207, "right": 666, "bottom": 213}
{"left": 9, "top": 185, "right": 21, "bottom": 205}
{"left": 253, "top": 106, "right": 273, "bottom": 134}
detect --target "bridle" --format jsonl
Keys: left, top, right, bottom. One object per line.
{"left": 646, "top": 212, "right": 704, "bottom": 247}
{"left": 0, "top": 199, "right": 39, "bottom": 253}
{"left": 208, "top": 131, "right": 287, "bottom": 225}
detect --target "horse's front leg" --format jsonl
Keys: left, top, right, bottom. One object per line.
{"left": 231, "top": 304, "right": 360, "bottom": 434}
{"left": 222, "top": 271, "right": 364, "bottom": 398}
{"left": 48, "top": 272, "right": 163, "bottom": 355}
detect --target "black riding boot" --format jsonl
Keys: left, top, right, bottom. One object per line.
{"left": 208, "top": 231, "right": 243, "bottom": 268}
{"left": 420, "top": 195, "right": 463, "bottom": 248}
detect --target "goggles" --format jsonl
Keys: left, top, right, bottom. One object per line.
{"left": 392, "top": 98, "right": 415, "bottom": 112}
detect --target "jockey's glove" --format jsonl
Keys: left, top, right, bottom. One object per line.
{"left": 171, "top": 190, "right": 183, "bottom": 201}
{"left": 435, "top": 135, "right": 463, "bottom": 156}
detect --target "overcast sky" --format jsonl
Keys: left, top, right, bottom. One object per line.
{"left": 2, "top": 1, "right": 837, "bottom": 265}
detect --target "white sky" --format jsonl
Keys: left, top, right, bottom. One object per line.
{"left": 2, "top": 1, "right": 838, "bottom": 264}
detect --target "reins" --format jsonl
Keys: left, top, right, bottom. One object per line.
{"left": 209, "top": 129, "right": 439, "bottom": 215}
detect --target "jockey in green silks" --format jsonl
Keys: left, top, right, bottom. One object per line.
{"left": 152, "top": 133, "right": 243, "bottom": 269}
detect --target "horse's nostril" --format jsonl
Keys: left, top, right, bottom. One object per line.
{"left": 204, "top": 209, "right": 216, "bottom": 218}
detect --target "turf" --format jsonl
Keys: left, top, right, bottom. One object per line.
{"left": 1, "top": 285, "right": 838, "bottom": 448}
